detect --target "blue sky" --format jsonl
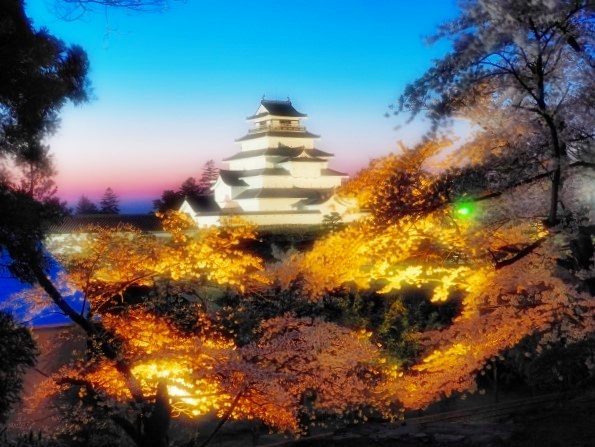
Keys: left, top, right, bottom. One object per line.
{"left": 4, "top": 1, "right": 463, "bottom": 323}
{"left": 24, "top": 0, "right": 460, "bottom": 212}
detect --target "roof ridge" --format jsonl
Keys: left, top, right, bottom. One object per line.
{"left": 261, "top": 98, "right": 292, "bottom": 104}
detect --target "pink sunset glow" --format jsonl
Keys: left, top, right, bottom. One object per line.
{"left": 23, "top": 0, "right": 460, "bottom": 213}
{"left": 50, "top": 101, "right": 429, "bottom": 212}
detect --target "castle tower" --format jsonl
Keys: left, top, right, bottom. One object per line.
{"left": 212, "top": 99, "right": 348, "bottom": 213}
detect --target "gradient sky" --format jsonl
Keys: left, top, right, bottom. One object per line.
{"left": 25, "top": 0, "right": 460, "bottom": 212}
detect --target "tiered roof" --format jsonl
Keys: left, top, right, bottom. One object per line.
{"left": 212, "top": 99, "right": 347, "bottom": 213}
{"left": 235, "top": 130, "right": 320, "bottom": 142}
{"left": 247, "top": 99, "right": 308, "bottom": 119}
{"left": 234, "top": 187, "right": 334, "bottom": 200}
{"left": 223, "top": 146, "right": 333, "bottom": 161}
{"left": 218, "top": 167, "right": 347, "bottom": 179}
{"left": 219, "top": 170, "right": 249, "bottom": 186}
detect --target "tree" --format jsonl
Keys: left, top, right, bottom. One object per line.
{"left": 99, "top": 187, "right": 120, "bottom": 214}
{"left": 153, "top": 161, "right": 219, "bottom": 212}
{"left": 75, "top": 194, "right": 99, "bottom": 214}
{"left": 0, "top": 311, "right": 37, "bottom": 425}
{"left": 0, "top": 143, "right": 71, "bottom": 215}
{"left": 0, "top": 0, "right": 89, "bottom": 281}
{"left": 15, "top": 146, "right": 58, "bottom": 202}
{"left": 179, "top": 177, "right": 202, "bottom": 197}
{"left": 153, "top": 189, "right": 182, "bottom": 213}
{"left": 198, "top": 159, "right": 219, "bottom": 192}
{"left": 18, "top": 211, "right": 401, "bottom": 445}
{"left": 0, "top": 0, "right": 89, "bottom": 164}
{"left": 395, "top": 0, "right": 595, "bottom": 226}
{"left": 273, "top": 134, "right": 594, "bottom": 409}
{"left": 322, "top": 212, "right": 344, "bottom": 233}
{"left": 52, "top": 0, "right": 177, "bottom": 20}
{"left": 23, "top": 213, "right": 272, "bottom": 446}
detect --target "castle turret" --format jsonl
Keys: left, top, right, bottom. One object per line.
{"left": 212, "top": 99, "right": 348, "bottom": 213}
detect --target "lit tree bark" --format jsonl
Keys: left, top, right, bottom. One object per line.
{"left": 29, "top": 260, "right": 171, "bottom": 447}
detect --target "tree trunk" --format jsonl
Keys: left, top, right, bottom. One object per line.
{"left": 32, "top": 262, "right": 166, "bottom": 447}
{"left": 543, "top": 114, "right": 564, "bottom": 226}
{"left": 141, "top": 381, "right": 171, "bottom": 447}
{"left": 198, "top": 391, "right": 243, "bottom": 447}
{"left": 548, "top": 158, "right": 561, "bottom": 226}
{"left": 492, "top": 361, "right": 499, "bottom": 404}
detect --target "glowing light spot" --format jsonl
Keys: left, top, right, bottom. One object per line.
{"left": 454, "top": 201, "right": 476, "bottom": 218}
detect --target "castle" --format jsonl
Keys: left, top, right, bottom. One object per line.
{"left": 181, "top": 99, "right": 363, "bottom": 226}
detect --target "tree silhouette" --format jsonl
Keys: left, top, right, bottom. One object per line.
{"left": 13, "top": 146, "right": 70, "bottom": 216}
{"left": 0, "top": 0, "right": 88, "bottom": 165}
{"left": 0, "top": 312, "right": 37, "bottom": 425}
{"left": 99, "top": 187, "right": 120, "bottom": 214}
{"left": 198, "top": 159, "right": 219, "bottom": 192}
{"left": 153, "top": 160, "right": 219, "bottom": 212}
{"left": 179, "top": 177, "right": 202, "bottom": 197}
{"left": 75, "top": 194, "right": 99, "bottom": 214}
{"left": 16, "top": 146, "right": 58, "bottom": 202}
{"left": 53, "top": 0, "right": 177, "bottom": 20}
{"left": 0, "top": 0, "right": 89, "bottom": 282}
{"left": 153, "top": 189, "right": 181, "bottom": 213}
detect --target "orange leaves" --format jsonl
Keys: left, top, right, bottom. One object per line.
{"left": 269, "top": 143, "right": 595, "bottom": 417}
{"left": 34, "top": 146, "right": 594, "bottom": 435}
{"left": 220, "top": 316, "right": 388, "bottom": 433}
{"left": 340, "top": 139, "right": 452, "bottom": 210}
{"left": 84, "top": 308, "right": 235, "bottom": 416}
{"left": 49, "top": 212, "right": 269, "bottom": 312}
{"left": 68, "top": 311, "right": 390, "bottom": 433}
{"left": 272, "top": 208, "right": 480, "bottom": 303}
{"left": 384, "top": 244, "right": 595, "bottom": 410}
{"left": 157, "top": 210, "right": 195, "bottom": 243}
{"left": 156, "top": 212, "right": 268, "bottom": 291}
{"left": 51, "top": 224, "right": 165, "bottom": 309}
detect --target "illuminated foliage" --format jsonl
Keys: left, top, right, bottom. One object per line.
{"left": 271, "top": 140, "right": 480, "bottom": 301}
{"left": 28, "top": 210, "right": 399, "bottom": 441}
{"left": 271, "top": 140, "right": 594, "bottom": 414}
{"left": 222, "top": 316, "right": 387, "bottom": 433}
{"left": 30, "top": 308, "right": 388, "bottom": 437}
{"left": 16, "top": 143, "right": 595, "bottom": 445}
{"left": 75, "top": 308, "right": 235, "bottom": 418}
{"left": 44, "top": 212, "right": 268, "bottom": 316}
{"left": 157, "top": 214, "right": 268, "bottom": 290}
{"left": 340, "top": 139, "right": 453, "bottom": 223}
{"left": 384, "top": 248, "right": 595, "bottom": 410}
{"left": 7, "top": 0, "right": 592, "bottom": 444}
{"left": 19, "top": 212, "right": 272, "bottom": 444}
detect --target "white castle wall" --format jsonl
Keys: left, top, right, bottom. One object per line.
{"left": 237, "top": 197, "right": 300, "bottom": 212}
{"left": 240, "top": 136, "right": 315, "bottom": 151}
{"left": 228, "top": 156, "right": 269, "bottom": 171}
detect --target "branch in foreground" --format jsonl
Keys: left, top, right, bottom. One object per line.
{"left": 494, "top": 237, "right": 547, "bottom": 270}
{"left": 57, "top": 377, "right": 142, "bottom": 445}
{"left": 30, "top": 260, "right": 146, "bottom": 404}
{"left": 196, "top": 391, "right": 243, "bottom": 447}
{"left": 474, "top": 161, "right": 594, "bottom": 204}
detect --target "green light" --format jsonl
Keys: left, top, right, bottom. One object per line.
{"left": 454, "top": 202, "right": 475, "bottom": 218}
